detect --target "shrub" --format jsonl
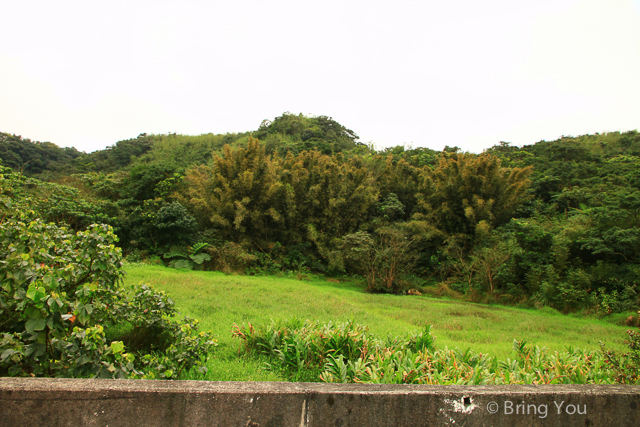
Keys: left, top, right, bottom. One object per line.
{"left": 163, "top": 242, "right": 211, "bottom": 270}
{"left": 601, "top": 327, "right": 640, "bottom": 384}
{"left": 154, "top": 201, "right": 198, "bottom": 247}
{"left": 232, "top": 319, "right": 392, "bottom": 381}
{"left": 208, "top": 242, "right": 257, "bottom": 274}
{"left": 341, "top": 227, "right": 417, "bottom": 292}
{"left": 0, "top": 213, "right": 216, "bottom": 378}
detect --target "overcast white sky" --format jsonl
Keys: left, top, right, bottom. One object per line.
{"left": 1, "top": 0, "right": 639, "bottom": 153}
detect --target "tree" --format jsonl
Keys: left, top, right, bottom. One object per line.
{"left": 472, "top": 231, "right": 522, "bottom": 295}
{"left": 341, "top": 227, "right": 417, "bottom": 293}
{"left": 414, "top": 152, "right": 533, "bottom": 239}
{"left": 180, "top": 137, "right": 285, "bottom": 245}
{"left": 253, "top": 113, "right": 359, "bottom": 155}
{"left": 280, "top": 150, "right": 379, "bottom": 245}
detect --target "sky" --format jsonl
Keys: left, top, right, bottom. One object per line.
{"left": 1, "top": 0, "right": 639, "bottom": 153}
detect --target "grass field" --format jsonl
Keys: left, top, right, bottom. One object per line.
{"left": 123, "top": 264, "right": 632, "bottom": 381}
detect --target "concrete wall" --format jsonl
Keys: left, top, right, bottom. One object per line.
{"left": 1, "top": 378, "right": 639, "bottom": 426}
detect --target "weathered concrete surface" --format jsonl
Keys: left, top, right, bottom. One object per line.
{"left": 0, "top": 378, "right": 639, "bottom": 426}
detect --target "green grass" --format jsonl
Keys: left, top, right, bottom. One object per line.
{"left": 123, "top": 265, "right": 631, "bottom": 381}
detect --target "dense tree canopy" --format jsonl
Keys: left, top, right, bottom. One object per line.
{"left": 2, "top": 118, "right": 639, "bottom": 313}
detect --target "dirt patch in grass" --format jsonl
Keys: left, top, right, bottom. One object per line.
{"left": 441, "top": 322, "right": 464, "bottom": 331}
{"left": 447, "top": 309, "right": 499, "bottom": 320}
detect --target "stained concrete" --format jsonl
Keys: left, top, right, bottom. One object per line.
{"left": 1, "top": 378, "right": 639, "bottom": 426}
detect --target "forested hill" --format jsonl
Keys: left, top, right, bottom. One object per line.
{"left": 1, "top": 113, "right": 640, "bottom": 314}
{"left": 0, "top": 113, "right": 361, "bottom": 178}
{"left": 0, "top": 132, "right": 84, "bottom": 177}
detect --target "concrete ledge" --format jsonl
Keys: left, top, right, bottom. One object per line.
{"left": 1, "top": 378, "right": 639, "bottom": 426}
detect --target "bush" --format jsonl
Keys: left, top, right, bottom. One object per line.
{"left": 232, "top": 319, "right": 402, "bottom": 381}
{"left": 0, "top": 162, "right": 118, "bottom": 232}
{"left": 341, "top": 227, "right": 417, "bottom": 293}
{"left": 0, "top": 213, "right": 216, "bottom": 378}
{"left": 163, "top": 243, "right": 211, "bottom": 270}
{"left": 208, "top": 242, "right": 257, "bottom": 274}
{"left": 154, "top": 201, "right": 198, "bottom": 247}
{"left": 601, "top": 327, "right": 640, "bottom": 384}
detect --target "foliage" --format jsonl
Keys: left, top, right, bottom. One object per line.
{"left": 154, "top": 202, "right": 198, "bottom": 247}
{"left": 277, "top": 149, "right": 379, "bottom": 260}
{"left": 472, "top": 233, "right": 522, "bottom": 295}
{"left": 341, "top": 227, "right": 418, "bottom": 292}
{"left": 179, "top": 137, "right": 284, "bottom": 244}
{"left": 0, "top": 133, "right": 83, "bottom": 178}
{"left": 253, "top": 112, "right": 359, "bottom": 155}
{"left": 414, "top": 152, "right": 533, "bottom": 238}
{"left": 601, "top": 327, "right": 640, "bottom": 384}
{"left": 4, "top": 122, "right": 640, "bottom": 313}
{"left": 0, "top": 162, "right": 118, "bottom": 232}
{"left": 124, "top": 162, "right": 179, "bottom": 202}
{"left": 441, "top": 229, "right": 522, "bottom": 296}
{"left": 207, "top": 242, "right": 258, "bottom": 274}
{"left": 232, "top": 319, "right": 377, "bottom": 380}
{"left": 234, "top": 319, "right": 626, "bottom": 384}
{"left": 119, "top": 198, "right": 198, "bottom": 254}
{"left": 163, "top": 243, "right": 211, "bottom": 270}
{"left": 96, "top": 283, "right": 215, "bottom": 378}
{"left": 377, "top": 192, "right": 405, "bottom": 222}
{"left": 179, "top": 138, "right": 379, "bottom": 266}
{"left": 0, "top": 213, "right": 215, "bottom": 378}
{"left": 320, "top": 338, "right": 614, "bottom": 385}
{"left": 375, "top": 156, "right": 421, "bottom": 220}
{"left": 233, "top": 319, "right": 435, "bottom": 381}
{"left": 76, "top": 133, "right": 153, "bottom": 173}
